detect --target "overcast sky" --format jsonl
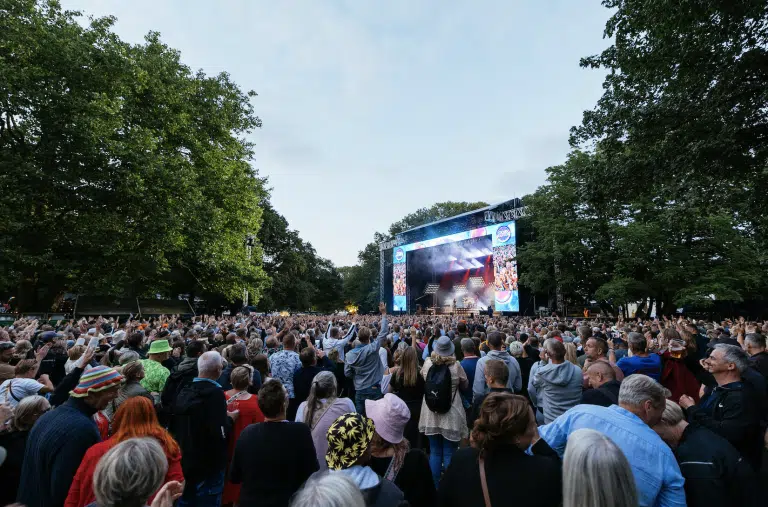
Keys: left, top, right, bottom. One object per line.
{"left": 62, "top": 0, "right": 611, "bottom": 266}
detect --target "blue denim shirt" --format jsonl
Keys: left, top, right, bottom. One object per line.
{"left": 539, "top": 404, "right": 686, "bottom": 507}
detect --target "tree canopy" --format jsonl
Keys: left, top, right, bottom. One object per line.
{"left": 0, "top": 0, "right": 317, "bottom": 312}
{"left": 519, "top": 0, "right": 768, "bottom": 316}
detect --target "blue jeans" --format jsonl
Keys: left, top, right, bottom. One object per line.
{"left": 354, "top": 383, "right": 383, "bottom": 416}
{"left": 427, "top": 434, "right": 459, "bottom": 487}
{"left": 178, "top": 471, "right": 225, "bottom": 507}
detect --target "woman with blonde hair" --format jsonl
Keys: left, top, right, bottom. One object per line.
{"left": 564, "top": 342, "right": 579, "bottom": 366}
{"left": 389, "top": 345, "right": 425, "bottom": 449}
{"left": 223, "top": 366, "right": 264, "bottom": 504}
{"left": 563, "top": 428, "right": 637, "bottom": 507}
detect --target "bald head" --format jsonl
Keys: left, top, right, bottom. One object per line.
{"left": 586, "top": 360, "right": 615, "bottom": 389}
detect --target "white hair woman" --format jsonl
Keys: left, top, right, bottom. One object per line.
{"left": 91, "top": 437, "right": 182, "bottom": 507}
{"left": 0, "top": 395, "right": 50, "bottom": 505}
{"left": 563, "top": 429, "right": 638, "bottom": 507}
{"left": 295, "top": 371, "right": 355, "bottom": 471}
{"left": 290, "top": 472, "right": 364, "bottom": 507}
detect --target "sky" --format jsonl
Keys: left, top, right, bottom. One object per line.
{"left": 61, "top": 0, "right": 612, "bottom": 266}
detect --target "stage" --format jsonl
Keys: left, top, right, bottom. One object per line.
{"left": 381, "top": 200, "right": 523, "bottom": 315}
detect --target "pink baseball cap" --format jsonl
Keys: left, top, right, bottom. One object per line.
{"left": 365, "top": 393, "right": 411, "bottom": 444}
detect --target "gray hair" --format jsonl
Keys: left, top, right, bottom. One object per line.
{"left": 714, "top": 344, "right": 750, "bottom": 374}
{"left": 744, "top": 333, "right": 765, "bottom": 350}
{"left": 618, "top": 374, "right": 666, "bottom": 409}
{"left": 303, "top": 371, "right": 338, "bottom": 427}
{"left": 13, "top": 395, "right": 50, "bottom": 431}
{"left": 660, "top": 399, "right": 685, "bottom": 426}
{"left": 198, "top": 350, "right": 224, "bottom": 377}
{"left": 563, "top": 429, "right": 638, "bottom": 507}
{"left": 626, "top": 332, "right": 646, "bottom": 353}
{"left": 543, "top": 338, "right": 565, "bottom": 361}
{"left": 118, "top": 350, "right": 140, "bottom": 366}
{"left": 290, "top": 472, "right": 365, "bottom": 507}
{"left": 507, "top": 341, "right": 523, "bottom": 358}
{"left": 460, "top": 338, "right": 475, "bottom": 354}
{"left": 93, "top": 437, "right": 168, "bottom": 507}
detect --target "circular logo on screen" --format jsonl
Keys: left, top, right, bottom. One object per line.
{"left": 496, "top": 225, "right": 512, "bottom": 243}
{"left": 395, "top": 248, "right": 405, "bottom": 262}
{"left": 496, "top": 291, "right": 512, "bottom": 304}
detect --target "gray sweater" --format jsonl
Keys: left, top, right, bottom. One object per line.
{"left": 532, "top": 360, "right": 583, "bottom": 424}
{"left": 344, "top": 317, "right": 389, "bottom": 390}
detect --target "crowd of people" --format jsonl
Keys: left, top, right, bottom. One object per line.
{"left": 0, "top": 307, "right": 766, "bottom": 506}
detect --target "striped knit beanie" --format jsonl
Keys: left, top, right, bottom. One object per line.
{"left": 70, "top": 365, "right": 124, "bottom": 398}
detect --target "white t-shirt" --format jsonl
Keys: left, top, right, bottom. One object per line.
{"left": 295, "top": 397, "right": 356, "bottom": 423}
{"left": 0, "top": 378, "right": 45, "bottom": 408}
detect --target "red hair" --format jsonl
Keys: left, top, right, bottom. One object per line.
{"left": 112, "top": 396, "right": 180, "bottom": 456}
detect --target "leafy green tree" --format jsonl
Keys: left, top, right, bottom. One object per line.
{"left": 578, "top": 0, "right": 767, "bottom": 309}
{"left": 0, "top": 0, "right": 268, "bottom": 310}
{"left": 388, "top": 201, "right": 489, "bottom": 236}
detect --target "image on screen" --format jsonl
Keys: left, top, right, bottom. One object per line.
{"left": 392, "top": 221, "right": 518, "bottom": 313}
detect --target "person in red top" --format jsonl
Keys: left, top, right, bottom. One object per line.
{"left": 64, "top": 396, "right": 184, "bottom": 507}
{"left": 223, "top": 366, "right": 264, "bottom": 505}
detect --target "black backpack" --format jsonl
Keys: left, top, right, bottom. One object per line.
{"left": 424, "top": 363, "right": 455, "bottom": 414}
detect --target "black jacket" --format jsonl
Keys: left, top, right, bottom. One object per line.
{"left": 292, "top": 357, "right": 335, "bottom": 406}
{"left": 675, "top": 424, "right": 760, "bottom": 507}
{"left": 172, "top": 378, "right": 232, "bottom": 483}
{"left": 687, "top": 381, "right": 763, "bottom": 471}
{"left": 161, "top": 357, "right": 198, "bottom": 414}
{"left": 361, "top": 478, "right": 406, "bottom": 507}
{"left": 231, "top": 421, "right": 319, "bottom": 507}
{"left": 437, "top": 439, "right": 561, "bottom": 507}
{"left": 580, "top": 379, "right": 621, "bottom": 407}
{"left": 370, "top": 449, "right": 434, "bottom": 507}
{"left": 749, "top": 351, "right": 768, "bottom": 381}
{"left": 0, "top": 430, "right": 29, "bottom": 506}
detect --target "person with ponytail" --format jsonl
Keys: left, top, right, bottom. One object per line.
{"left": 294, "top": 371, "right": 355, "bottom": 471}
{"left": 436, "top": 393, "right": 561, "bottom": 507}
{"left": 65, "top": 396, "right": 184, "bottom": 507}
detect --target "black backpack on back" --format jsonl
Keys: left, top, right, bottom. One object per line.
{"left": 424, "top": 363, "right": 454, "bottom": 414}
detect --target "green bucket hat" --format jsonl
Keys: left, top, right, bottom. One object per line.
{"left": 148, "top": 339, "right": 172, "bottom": 355}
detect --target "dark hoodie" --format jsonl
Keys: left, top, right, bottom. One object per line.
{"left": 172, "top": 378, "right": 232, "bottom": 484}
{"left": 161, "top": 356, "right": 198, "bottom": 412}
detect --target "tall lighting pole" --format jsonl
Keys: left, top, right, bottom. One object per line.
{"left": 243, "top": 234, "right": 255, "bottom": 308}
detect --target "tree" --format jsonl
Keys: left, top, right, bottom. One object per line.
{"left": 521, "top": 0, "right": 768, "bottom": 314}
{"left": 0, "top": 0, "right": 269, "bottom": 310}
{"left": 388, "top": 201, "right": 489, "bottom": 236}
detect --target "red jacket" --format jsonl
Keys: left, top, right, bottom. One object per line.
{"left": 64, "top": 437, "right": 184, "bottom": 507}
